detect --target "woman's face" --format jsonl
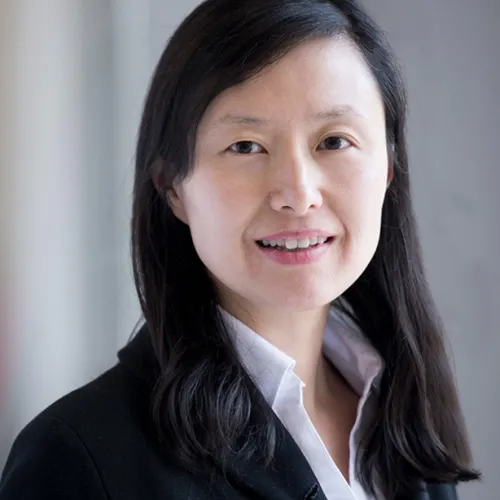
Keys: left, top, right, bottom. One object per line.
{"left": 168, "top": 37, "right": 391, "bottom": 315}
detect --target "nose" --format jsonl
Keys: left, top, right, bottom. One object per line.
{"left": 269, "top": 151, "right": 323, "bottom": 215}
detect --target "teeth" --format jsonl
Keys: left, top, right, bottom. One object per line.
{"left": 260, "top": 236, "right": 329, "bottom": 249}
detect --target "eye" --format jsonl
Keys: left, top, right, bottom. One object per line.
{"left": 228, "top": 141, "right": 264, "bottom": 155}
{"left": 318, "top": 136, "right": 352, "bottom": 151}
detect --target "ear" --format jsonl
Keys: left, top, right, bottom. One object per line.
{"left": 151, "top": 160, "right": 189, "bottom": 225}
{"left": 165, "top": 186, "right": 189, "bottom": 224}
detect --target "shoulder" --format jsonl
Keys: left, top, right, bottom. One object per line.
{"left": 0, "top": 365, "right": 131, "bottom": 500}
{"left": 0, "top": 411, "right": 109, "bottom": 499}
{"left": 37, "top": 362, "right": 152, "bottom": 443}
{"left": 0, "top": 364, "right": 195, "bottom": 500}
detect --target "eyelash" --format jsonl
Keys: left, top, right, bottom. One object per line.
{"left": 227, "top": 136, "right": 353, "bottom": 155}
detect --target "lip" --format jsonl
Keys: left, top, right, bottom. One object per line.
{"left": 256, "top": 229, "right": 334, "bottom": 241}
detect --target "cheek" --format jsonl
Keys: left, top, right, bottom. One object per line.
{"left": 334, "top": 166, "right": 387, "bottom": 248}
{"left": 180, "top": 171, "right": 256, "bottom": 257}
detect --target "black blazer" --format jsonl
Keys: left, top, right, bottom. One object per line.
{"left": 0, "top": 327, "right": 458, "bottom": 500}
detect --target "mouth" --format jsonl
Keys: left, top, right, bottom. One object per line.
{"left": 256, "top": 236, "right": 334, "bottom": 252}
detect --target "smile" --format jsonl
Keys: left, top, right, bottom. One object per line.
{"left": 255, "top": 237, "right": 334, "bottom": 265}
{"left": 256, "top": 236, "right": 333, "bottom": 252}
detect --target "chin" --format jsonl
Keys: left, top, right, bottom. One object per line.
{"left": 260, "top": 287, "right": 340, "bottom": 313}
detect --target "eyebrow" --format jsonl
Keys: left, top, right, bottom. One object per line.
{"left": 214, "top": 114, "right": 269, "bottom": 127}
{"left": 213, "top": 105, "right": 365, "bottom": 128}
{"left": 313, "top": 105, "right": 365, "bottom": 122}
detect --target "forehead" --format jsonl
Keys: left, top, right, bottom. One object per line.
{"left": 200, "top": 37, "right": 384, "bottom": 129}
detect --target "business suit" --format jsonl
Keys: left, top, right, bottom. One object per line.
{"left": 0, "top": 327, "right": 458, "bottom": 499}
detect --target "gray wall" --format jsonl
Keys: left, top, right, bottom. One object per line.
{"left": 2, "top": 1, "right": 498, "bottom": 499}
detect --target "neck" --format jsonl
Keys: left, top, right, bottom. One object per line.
{"left": 221, "top": 300, "right": 332, "bottom": 407}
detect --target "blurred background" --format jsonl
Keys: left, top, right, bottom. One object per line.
{"left": 0, "top": 1, "right": 498, "bottom": 499}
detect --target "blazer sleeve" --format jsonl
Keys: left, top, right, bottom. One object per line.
{"left": 0, "top": 415, "right": 108, "bottom": 500}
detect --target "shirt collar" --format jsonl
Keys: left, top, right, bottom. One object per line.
{"left": 218, "top": 307, "right": 296, "bottom": 404}
{"left": 218, "top": 305, "right": 383, "bottom": 406}
{"left": 324, "top": 306, "right": 383, "bottom": 394}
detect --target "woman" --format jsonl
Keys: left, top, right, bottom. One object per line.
{"left": 0, "top": 0, "right": 480, "bottom": 498}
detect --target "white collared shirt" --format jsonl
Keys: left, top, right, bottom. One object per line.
{"left": 219, "top": 306, "right": 383, "bottom": 500}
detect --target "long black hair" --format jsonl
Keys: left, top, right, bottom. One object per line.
{"left": 131, "top": 0, "right": 480, "bottom": 497}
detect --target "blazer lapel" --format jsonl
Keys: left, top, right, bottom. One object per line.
{"left": 224, "top": 416, "right": 325, "bottom": 500}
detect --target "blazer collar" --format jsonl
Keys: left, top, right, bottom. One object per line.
{"left": 117, "top": 324, "right": 160, "bottom": 385}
